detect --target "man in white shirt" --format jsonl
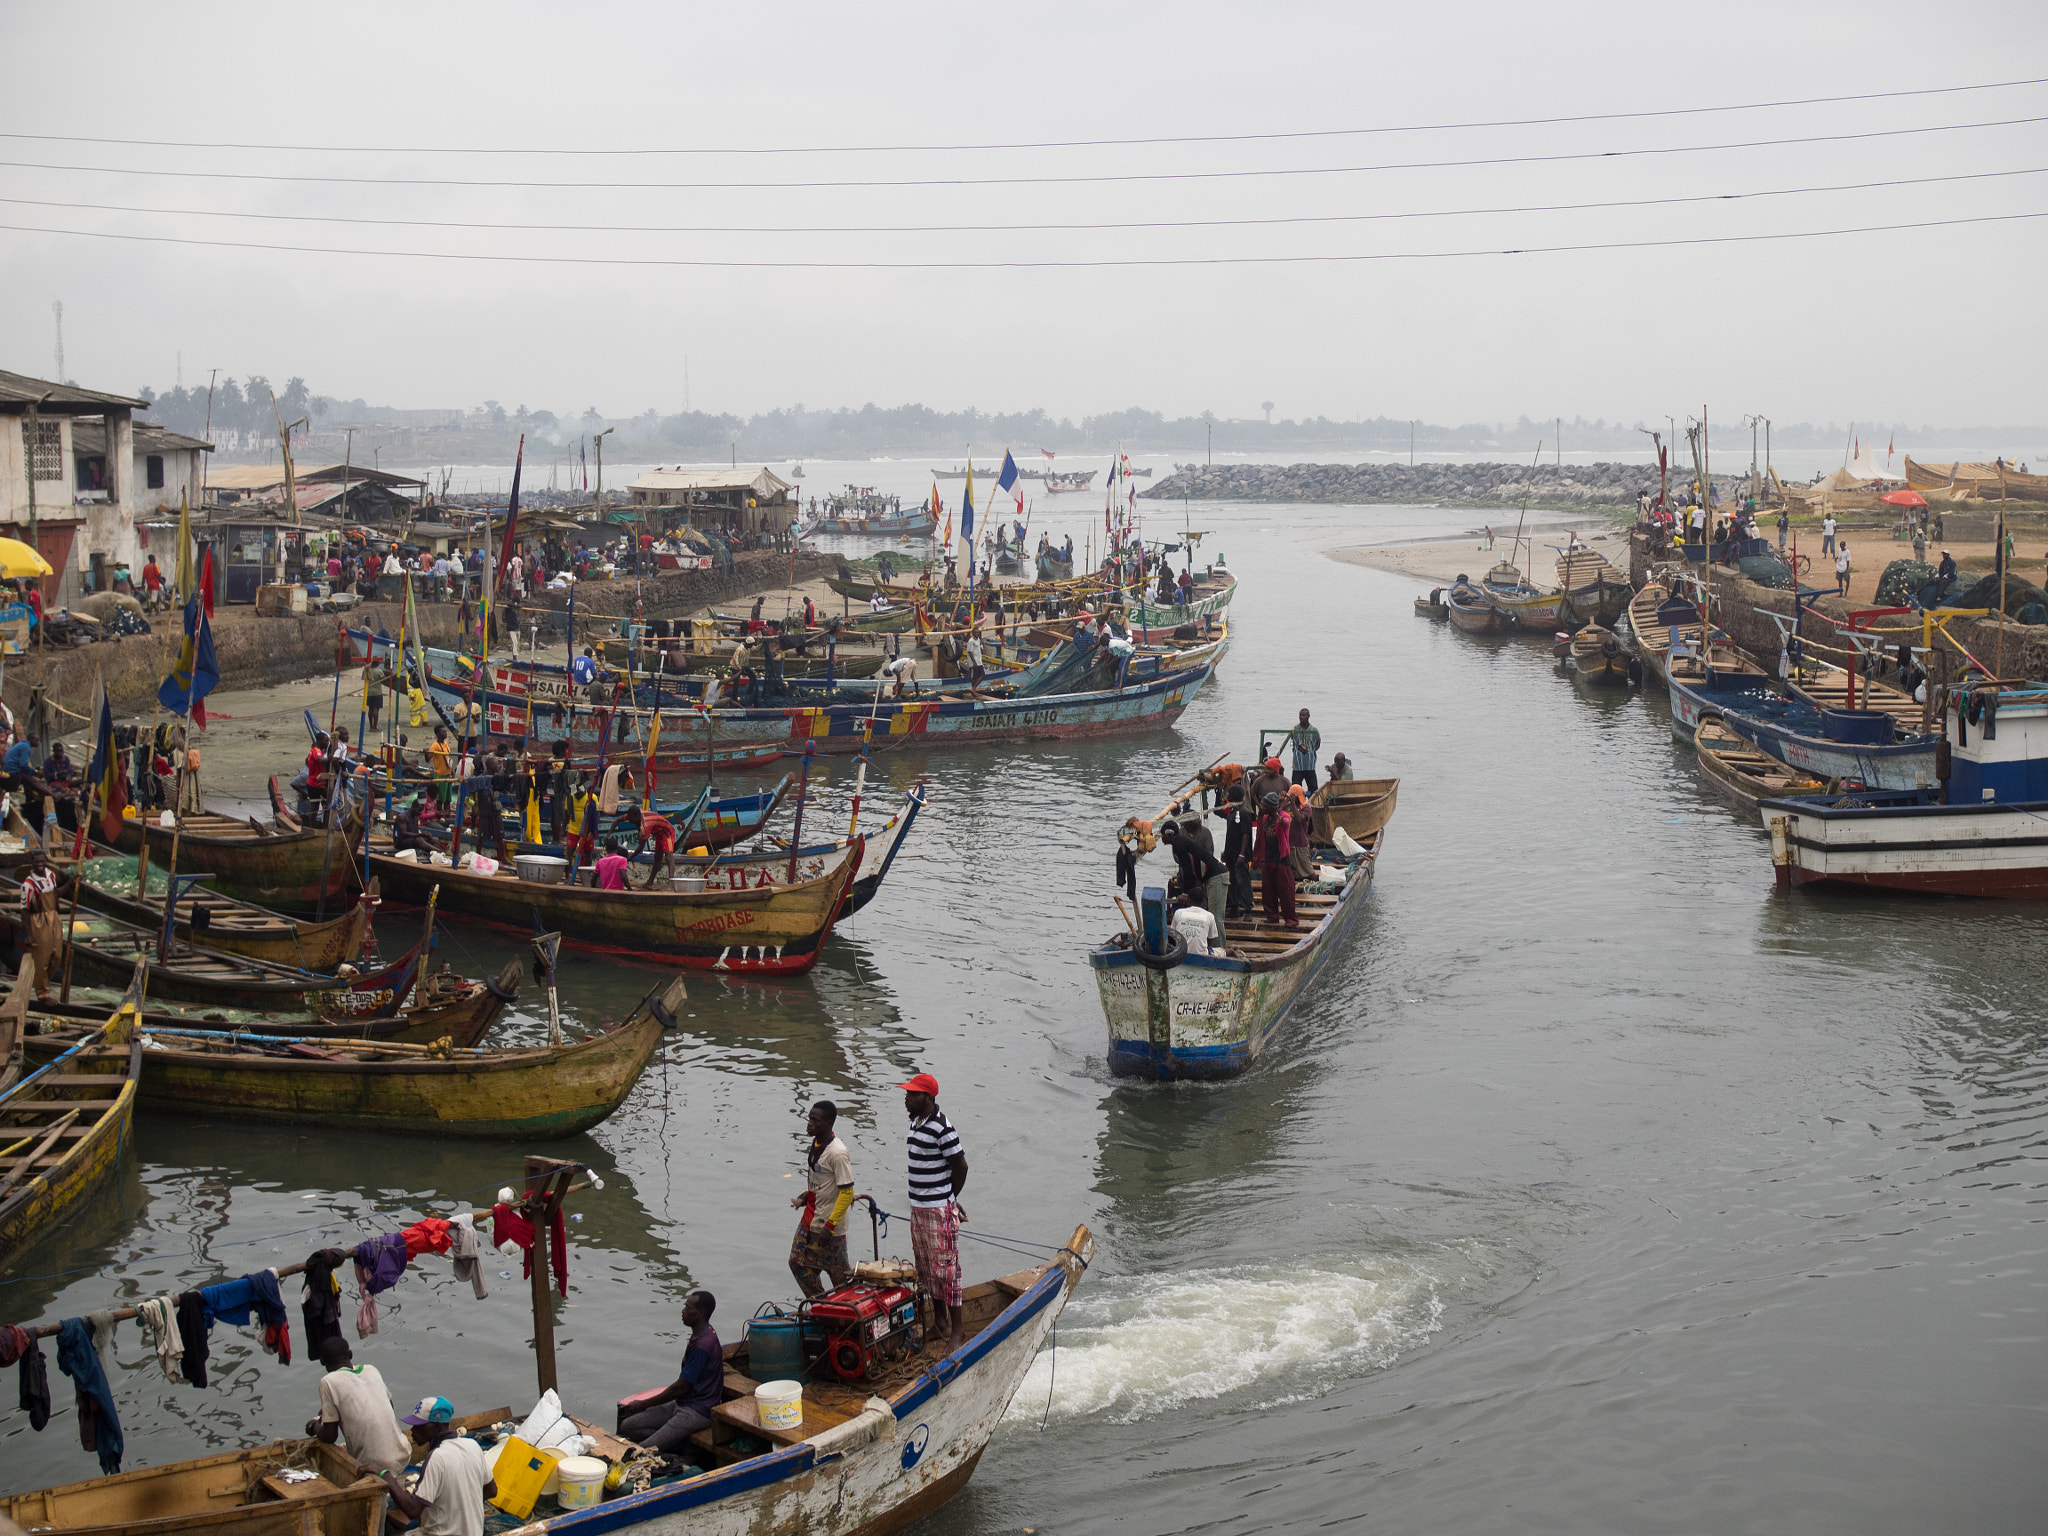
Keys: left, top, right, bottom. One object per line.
{"left": 1821, "top": 514, "right": 1837, "bottom": 555}
{"left": 306, "top": 1337, "right": 409, "bottom": 1476}
{"left": 507, "top": 554, "right": 524, "bottom": 596}
{"left": 365, "top": 1396, "right": 494, "bottom": 1536}
{"left": 964, "top": 633, "right": 985, "bottom": 688}
{"left": 882, "top": 655, "right": 919, "bottom": 698}
{"left": 870, "top": 591, "right": 889, "bottom": 613}
{"left": 1836, "top": 543, "right": 1851, "bottom": 597}
{"left": 382, "top": 550, "right": 402, "bottom": 576}
{"left": 1171, "top": 903, "right": 1221, "bottom": 957}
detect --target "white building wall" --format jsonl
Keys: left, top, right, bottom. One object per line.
{"left": 0, "top": 415, "right": 74, "bottom": 522}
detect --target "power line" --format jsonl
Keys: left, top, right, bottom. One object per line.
{"left": 3, "top": 210, "right": 2040, "bottom": 270}
{"left": 0, "top": 76, "right": 2040, "bottom": 158}
{"left": 3, "top": 167, "right": 2039, "bottom": 238}
{"left": 0, "top": 116, "right": 2040, "bottom": 193}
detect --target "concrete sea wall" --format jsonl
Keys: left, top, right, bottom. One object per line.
{"left": 1146, "top": 460, "right": 1749, "bottom": 510}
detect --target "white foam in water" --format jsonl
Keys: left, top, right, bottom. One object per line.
{"left": 1003, "top": 1261, "right": 1441, "bottom": 1425}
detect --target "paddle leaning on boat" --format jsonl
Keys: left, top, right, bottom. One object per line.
{"left": 1091, "top": 737, "right": 1394, "bottom": 1079}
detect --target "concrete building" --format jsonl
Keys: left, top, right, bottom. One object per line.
{"left": 1, "top": 368, "right": 212, "bottom": 604}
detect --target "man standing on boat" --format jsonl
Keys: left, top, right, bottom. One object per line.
{"left": 1212, "top": 784, "right": 1256, "bottom": 920}
{"left": 902, "top": 1073, "right": 969, "bottom": 1352}
{"left": 1288, "top": 710, "right": 1322, "bottom": 793}
{"left": 1159, "top": 820, "right": 1228, "bottom": 935}
{"left": 1256, "top": 791, "right": 1300, "bottom": 929}
{"left": 790, "top": 1101, "right": 856, "bottom": 1297}
{"left": 622, "top": 803, "right": 679, "bottom": 886}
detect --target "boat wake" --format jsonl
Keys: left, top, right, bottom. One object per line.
{"left": 1004, "top": 1260, "right": 1441, "bottom": 1425}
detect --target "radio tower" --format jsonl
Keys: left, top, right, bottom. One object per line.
{"left": 51, "top": 301, "right": 64, "bottom": 382}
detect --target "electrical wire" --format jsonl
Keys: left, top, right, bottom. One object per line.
{"left": 0, "top": 76, "right": 2040, "bottom": 157}
{"left": 2, "top": 211, "right": 2041, "bottom": 270}
{"left": 1, "top": 166, "right": 2038, "bottom": 238}
{"left": 0, "top": 115, "right": 2040, "bottom": 193}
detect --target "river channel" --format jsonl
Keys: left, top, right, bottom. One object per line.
{"left": 3, "top": 494, "right": 2041, "bottom": 1532}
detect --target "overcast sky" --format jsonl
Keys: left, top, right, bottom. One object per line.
{"left": 2, "top": 1, "right": 2044, "bottom": 429}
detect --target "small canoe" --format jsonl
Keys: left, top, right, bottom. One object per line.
{"left": 1413, "top": 589, "right": 1449, "bottom": 621}
{"left": 19, "top": 975, "right": 681, "bottom": 1139}
{"left": 0, "top": 1437, "right": 386, "bottom": 1535}
{"left": 0, "top": 971, "right": 143, "bottom": 1266}
{"left": 1308, "top": 777, "right": 1399, "bottom": 845}
{"left": 55, "top": 848, "right": 372, "bottom": 970}
{"left": 0, "top": 804, "right": 45, "bottom": 873}
{"left": 1482, "top": 562, "right": 1571, "bottom": 629}
{"left": 1557, "top": 546, "right": 1632, "bottom": 625}
{"left": 1445, "top": 581, "right": 1506, "bottom": 634}
{"left": 1696, "top": 716, "right": 1828, "bottom": 809}
{"left": 1568, "top": 624, "right": 1637, "bottom": 685}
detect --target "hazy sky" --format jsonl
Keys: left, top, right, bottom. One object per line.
{"left": 3, "top": 1, "right": 2044, "bottom": 428}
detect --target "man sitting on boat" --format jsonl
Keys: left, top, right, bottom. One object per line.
{"left": 362, "top": 1395, "right": 494, "bottom": 1535}
{"left": 620, "top": 1291, "right": 723, "bottom": 1454}
{"left": 1326, "top": 753, "right": 1353, "bottom": 782}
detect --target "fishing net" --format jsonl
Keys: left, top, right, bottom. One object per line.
{"left": 1735, "top": 554, "right": 1797, "bottom": 590}
{"left": 1948, "top": 572, "right": 2048, "bottom": 618}
{"left": 1874, "top": 559, "right": 1936, "bottom": 606}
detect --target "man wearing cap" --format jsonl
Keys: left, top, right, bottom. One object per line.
{"left": 1249, "top": 755, "right": 1288, "bottom": 815}
{"left": 306, "top": 1336, "right": 409, "bottom": 1477}
{"left": 620, "top": 1291, "right": 723, "bottom": 1455}
{"left": 901, "top": 1074, "right": 970, "bottom": 1351}
{"left": 364, "top": 1396, "right": 493, "bottom": 1536}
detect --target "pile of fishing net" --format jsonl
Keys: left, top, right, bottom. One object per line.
{"left": 1735, "top": 553, "right": 1798, "bottom": 590}
{"left": 1874, "top": 559, "right": 1937, "bottom": 606}
{"left": 1948, "top": 572, "right": 2048, "bottom": 619}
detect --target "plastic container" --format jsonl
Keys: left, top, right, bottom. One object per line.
{"left": 159, "top": 810, "right": 176, "bottom": 829}
{"left": 755, "top": 1380, "right": 804, "bottom": 1432}
{"left": 556, "top": 1456, "right": 608, "bottom": 1509}
{"left": 537, "top": 1445, "right": 569, "bottom": 1496}
{"left": 746, "top": 1315, "right": 807, "bottom": 1382}
{"left": 672, "top": 871, "right": 707, "bottom": 894}
{"left": 483, "top": 1437, "right": 549, "bottom": 1521}
{"left": 514, "top": 854, "right": 570, "bottom": 885}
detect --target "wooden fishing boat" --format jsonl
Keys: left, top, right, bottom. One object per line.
{"left": 1094, "top": 827, "right": 1385, "bottom": 1080}
{"left": 1557, "top": 545, "right": 1632, "bottom": 625}
{"left": 367, "top": 834, "right": 863, "bottom": 972}
{"left": 1037, "top": 550, "right": 1076, "bottom": 581}
{"left": 56, "top": 848, "right": 371, "bottom": 970}
{"left": 0, "top": 972, "right": 142, "bottom": 1266}
{"left": 1696, "top": 715, "right": 1827, "bottom": 808}
{"left": 107, "top": 800, "right": 360, "bottom": 911}
{"left": 1904, "top": 456, "right": 2047, "bottom": 499}
{"left": 0, "top": 888, "right": 398, "bottom": 1011}
{"left": 1568, "top": 623, "right": 1636, "bottom": 684}
{"left": 1413, "top": 588, "right": 1449, "bottom": 621}
{"left": 0, "top": 1439, "right": 386, "bottom": 1535}
{"left": 1481, "top": 561, "right": 1570, "bottom": 629}
{"left": 1625, "top": 580, "right": 1712, "bottom": 686}
{"left": 1307, "top": 777, "right": 1398, "bottom": 845}
{"left": 1666, "top": 644, "right": 1769, "bottom": 739}
{"left": 19, "top": 975, "right": 679, "bottom": 1139}
{"left": 1445, "top": 580, "right": 1506, "bottom": 634}
{"left": 535, "top": 1223, "right": 1095, "bottom": 1535}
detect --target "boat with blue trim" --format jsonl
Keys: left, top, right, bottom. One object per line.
{"left": 1763, "top": 683, "right": 2048, "bottom": 897}
{"left": 1091, "top": 762, "right": 1391, "bottom": 1080}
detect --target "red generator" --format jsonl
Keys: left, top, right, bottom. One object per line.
{"left": 805, "top": 1280, "right": 921, "bottom": 1383}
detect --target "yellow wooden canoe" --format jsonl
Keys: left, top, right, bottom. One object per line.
{"left": 20, "top": 976, "right": 680, "bottom": 1140}
{"left": 0, "top": 970, "right": 143, "bottom": 1268}
{"left": 0, "top": 1437, "right": 385, "bottom": 1535}
{"left": 1308, "top": 777, "right": 1399, "bottom": 845}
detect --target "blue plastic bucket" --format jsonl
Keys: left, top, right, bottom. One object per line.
{"left": 746, "top": 1316, "right": 807, "bottom": 1382}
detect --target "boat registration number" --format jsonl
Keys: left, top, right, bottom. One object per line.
{"left": 974, "top": 709, "right": 1058, "bottom": 729}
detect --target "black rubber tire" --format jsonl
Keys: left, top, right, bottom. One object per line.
{"left": 1134, "top": 929, "right": 1188, "bottom": 972}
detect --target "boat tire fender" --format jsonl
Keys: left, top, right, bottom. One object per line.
{"left": 1626, "top": 656, "right": 1644, "bottom": 686}
{"left": 1135, "top": 929, "right": 1187, "bottom": 972}
{"left": 1935, "top": 737, "right": 1952, "bottom": 782}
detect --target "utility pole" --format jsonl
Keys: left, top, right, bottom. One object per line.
{"left": 1410, "top": 420, "right": 1415, "bottom": 467}
{"left": 1556, "top": 418, "right": 1561, "bottom": 466}
{"left": 1206, "top": 419, "right": 1212, "bottom": 468}
{"left": 51, "top": 301, "right": 63, "bottom": 382}
{"left": 594, "top": 426, "right": 615, "bottom": 517}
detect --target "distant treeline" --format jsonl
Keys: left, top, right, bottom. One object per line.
{"left": 130, "top": 379, "right": 2040, "bottom": 460}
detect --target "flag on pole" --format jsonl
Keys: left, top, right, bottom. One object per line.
{"left": 961, "top": 460, "right": 976, "bottom": 543}
{"left": 158, "top": 595, "right": 220, "bottom": 726}
{"left": 88, "top": 675, "right": 127, "bottom": 842}
{"left": 493, "top": 434, "right": 526, "bottom": 595}
{"left": 997, "top": 450, "right": 1019, "bottom": 492}
{"left": 174, "top": 488, "right": 193, "bottom": 602}
{"left": 196, "top": 545, "right": 215, "bottom": 620}
{"left": 1041, "top": 448, "right": 1056, "bottom": 461}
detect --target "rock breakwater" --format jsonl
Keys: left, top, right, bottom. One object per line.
{"left": 1145, "top": 460, "right": 1746, "bottom": 509}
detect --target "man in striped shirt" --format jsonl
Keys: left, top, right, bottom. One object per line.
{"left": 900, "top": 1073, "right": 970, "bottom": 1351}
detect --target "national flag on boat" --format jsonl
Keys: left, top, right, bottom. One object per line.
{"left": 961, "top": 459, "right": 975, "bottom": 543}
{"left": 87, "top": 672, "right": 126, "bottom": 842}
{"left": 494, "top": 433, "right": 526, "bottom": 596}
{"left": 158, "top": 592, "right": 219, "bottom": 726}
{"left": 997, "top": 450, "right": 1019, "bottom": 492}
{"left": 1041, "top": 448, "right": 1056, "bottom": 460}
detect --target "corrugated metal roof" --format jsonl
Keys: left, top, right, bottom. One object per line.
{"left": 69, "top": 421, "right": 214, "bottom": 455}
{"left": 628, "top": 466, "right": 793, "bottom": 497}
{"left": 203, "top": 461, "right": 426, "bottom": 490}
{"left": 0, "top": 369, "right": 150, "bottom": 412}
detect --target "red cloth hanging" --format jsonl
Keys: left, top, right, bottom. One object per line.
{"left": 402, "top": 1218, "right": 454, "bottom": 1257}
{"left": 491, "top": 1203, "right": 569, "bottom": 1297}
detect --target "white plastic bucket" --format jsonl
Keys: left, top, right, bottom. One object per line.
{"left": 159, "top": 810, "right": 176, "bottom": 828}
{"left": 672, "top": 871, "right": 706, "bottom": 894}
{"left": 755, "top": 1380, "right": 803, "bottom": 1432}
{"left": 556, "top": 1455, "right": 607, "bottom": 1509}
{"left": 537, "top": 1445, "right": 569, "bottom": 1496}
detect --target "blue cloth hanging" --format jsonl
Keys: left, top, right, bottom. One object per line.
{"left": 55, "top": 1318, "right": 121, "bottom": 1473}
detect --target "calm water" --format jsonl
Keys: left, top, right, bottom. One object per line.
{"left": 4, "top": 498, "right": 2043, "bottom": 1533}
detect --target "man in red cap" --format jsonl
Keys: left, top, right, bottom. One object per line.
{"left": 1249, "top": 754, "right": 1288, "bottom": 815}
{"left": 900, "top": 1073, "right": 970, "bottom": 1351}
